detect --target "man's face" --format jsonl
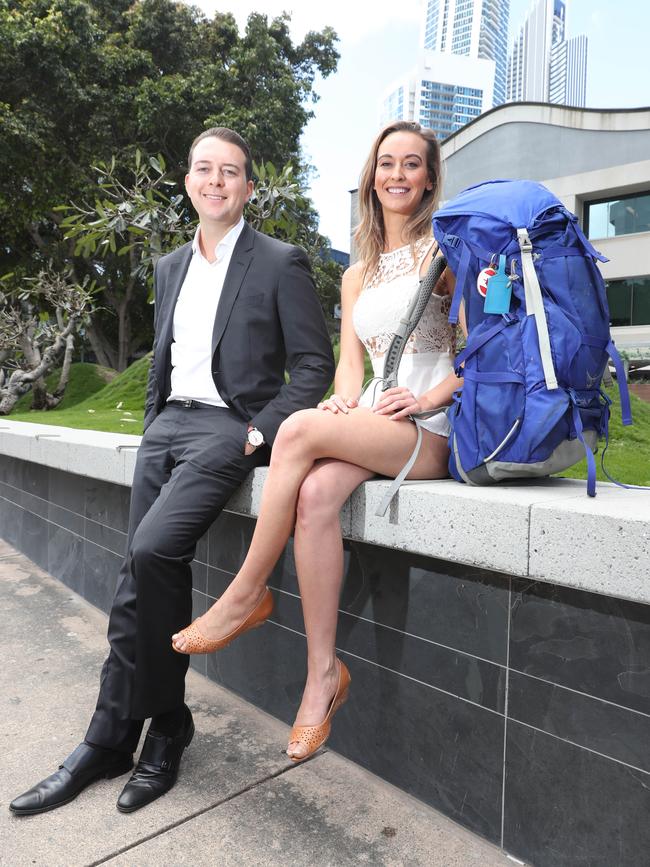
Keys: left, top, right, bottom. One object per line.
{"left": 185, "top": 136, "right": 253, "bottom": 229}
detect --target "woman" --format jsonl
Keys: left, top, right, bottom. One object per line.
{"left": 172, "top": 121, "right": 464, "bottom": 761}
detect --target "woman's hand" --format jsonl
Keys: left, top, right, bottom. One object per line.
{"left": 317, "top": 394, "right": 359, "bottom": 414}
{"left": 373, "top": 386, "right": 424, "bottom": 420}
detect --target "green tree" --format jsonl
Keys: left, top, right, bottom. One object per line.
{"left": 0, "top": 266, "right": 96, "bottom": 414}
{"left": 0, "top": 0, "right": 339, "bottom": 361}
{"left": 58, "top": 154, "right": 341, "bottom": 374}
{"left": 58, "top": 150, "right": 189, "bottom": 370}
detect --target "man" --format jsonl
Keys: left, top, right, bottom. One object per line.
{"left": 10, "top": 127, "right": 334, "bottom": 815}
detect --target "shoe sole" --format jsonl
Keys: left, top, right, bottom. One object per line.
{"left": 9, "top": 758, "right": 134, "bottom": 816}
{"left": 115, "top": 723, "right": 195, "bottom": 814}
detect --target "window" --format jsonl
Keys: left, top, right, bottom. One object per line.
{"left": 585, "top": 191, "right": 650, "bottom": 240}
{"left": 606, "top": 276, "right": 650, "bottom": 326}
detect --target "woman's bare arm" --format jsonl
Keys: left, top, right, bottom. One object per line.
{"left": 320, "top": 263, "right": 367, "bottom": 412}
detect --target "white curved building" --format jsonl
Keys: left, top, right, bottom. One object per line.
{"left": 439, "top": 102, "right": 650, "bottom": 353}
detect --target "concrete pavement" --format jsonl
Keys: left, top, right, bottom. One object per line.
{"left": 0, "top": 539, "right": 523, "bottom": 867}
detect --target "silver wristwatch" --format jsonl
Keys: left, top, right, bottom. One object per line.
{"left": 246, "top": 426, "right": 265, "bottom": 449}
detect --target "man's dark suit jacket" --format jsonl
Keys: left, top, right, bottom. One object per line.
{"left": 144, "top": 222, "right": 335, "bottom": 442}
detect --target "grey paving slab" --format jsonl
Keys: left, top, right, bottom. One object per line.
{"left": 0, "top": 544, "right": 525, "bottom": 867}
{"left": 0, "top": 549, "right": 293, "bottom": 867}
{"left": 105, "top": 752, "right": 517, "bottom": 867}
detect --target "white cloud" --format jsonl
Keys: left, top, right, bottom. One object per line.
{"left": 188, "top": 0, "right": 422, "bottom": 45}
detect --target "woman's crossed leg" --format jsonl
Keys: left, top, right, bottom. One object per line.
{"left": 172, "top": 406, "right": 448, "bottom": 652}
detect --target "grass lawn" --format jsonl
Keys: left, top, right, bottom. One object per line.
{"left": 9, "top": 356, "right": 149, "bottom": 434}
{"left": 555, "top": 385, "right": 650, "bottom": 488}
{"left": 6, "top": 356, "right": 649, "bottom": 486}
{"left": 13, "top": 362, "right": 116, "bottom": 412}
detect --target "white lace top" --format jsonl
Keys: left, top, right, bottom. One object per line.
{"left": 353, "top": 237, "right": 455, "bottom": 437}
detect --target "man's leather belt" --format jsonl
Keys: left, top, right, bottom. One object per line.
{"left": 167, "top": 399, "right": 218, "bottom": 409}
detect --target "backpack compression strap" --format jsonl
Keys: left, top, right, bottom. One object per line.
{"left": 516, "top": 229, "right": 558, "bottom": 391}
{"left": 374, "top": 253, "right": 448, "bottom": 518}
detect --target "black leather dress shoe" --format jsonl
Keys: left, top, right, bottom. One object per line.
{"left": 9, "top": 743, "right": 133, "bottom": 816}
{"left": 116, "top": 705, "right": 194, "bottom": 813}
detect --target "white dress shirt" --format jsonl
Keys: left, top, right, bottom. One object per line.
{"left": 168, "top": 218, "right": 245, "bottom": 406}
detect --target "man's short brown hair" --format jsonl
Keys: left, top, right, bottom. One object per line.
{"left": 187, "top": 127, "right": 253, "bottom": 181}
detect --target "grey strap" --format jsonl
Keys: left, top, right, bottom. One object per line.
{"left": 517, "top": 228, "right": 558, "bottom": 391}
{"left": 374, "top": 250, "right": 449, "bottom": 518}
{"left": 382, "top": 249, "right": 447, "bottom": 389}
{"left": 374, "top": 407, "right": 449, "bottom": 517}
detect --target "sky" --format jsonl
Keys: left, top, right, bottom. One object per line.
{"left": 189, "top": 1, "right": 650, "bottom": 252}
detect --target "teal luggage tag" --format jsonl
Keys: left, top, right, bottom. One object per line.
{"left": 483, "top": 254, "right": 512, "bottom": 314}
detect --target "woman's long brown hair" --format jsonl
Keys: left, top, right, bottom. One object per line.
{"left": 354, "top": 121, "right": 441, "bottom": 280}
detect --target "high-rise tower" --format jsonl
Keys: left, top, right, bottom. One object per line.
{"left": 422, "top": 0, "right": 510, "bottom": 106}
{"left": 381, "top": 0, "right": 510, "bottom": 140}
{"left": 507, "top": 0, "right": 587, "bottom": 106}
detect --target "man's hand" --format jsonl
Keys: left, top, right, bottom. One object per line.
{"left": 317, "top": 394, "right": 359, "bottom": 414}
{"left": 244, "top": 441, "right": 257, "bottom": 455}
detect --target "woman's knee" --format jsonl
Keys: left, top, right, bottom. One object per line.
{"left": 295, "top": 469, "right": 341, "bottom": 529}
{"left": 273, "top": 409, "right": 321, "bottom": 458}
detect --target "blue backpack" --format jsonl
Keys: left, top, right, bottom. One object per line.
{"left": 431, "top": 179, "right": 633, "bottom": 496}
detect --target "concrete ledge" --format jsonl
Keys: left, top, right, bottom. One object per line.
{"left": 1, "top": 419, "right": 648, "bottom": 604}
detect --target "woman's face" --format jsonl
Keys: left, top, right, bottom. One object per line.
{"left": 373, "top": 131, "right": 433, "bottom": 217}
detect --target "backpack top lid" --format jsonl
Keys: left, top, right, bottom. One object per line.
{"left": 434, "top": 179, "right": 565, "bottom": 230}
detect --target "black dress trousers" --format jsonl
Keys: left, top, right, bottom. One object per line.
{"left": 85, "top": 404, "right": 268, "bottom": 753}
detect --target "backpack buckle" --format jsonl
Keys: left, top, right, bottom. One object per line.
{"left": 516, "top": 228, "right": 533, "bottom": 253}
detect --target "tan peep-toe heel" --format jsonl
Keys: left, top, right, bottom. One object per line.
{"left": 287, "top": 659, "right": 351, "bottom": 763}
{"left": 172, "top": 587, "right": 273, "bottom": 655}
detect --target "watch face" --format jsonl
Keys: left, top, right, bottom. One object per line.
{"left": 248, "top": 428, "right": 264, "bottom": 447}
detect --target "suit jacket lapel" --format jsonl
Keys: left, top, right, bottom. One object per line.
{"left": 155, "top": 244, "right": 193, "bottom": 391}
{"left": 211, "top": 222, "right": 255, "bottom": 354}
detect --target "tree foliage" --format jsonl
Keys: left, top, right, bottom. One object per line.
{"left": 57, "top": 152, "right": 341, "bottom": 375}
{"left": 0, "top": 0, "right": 340, "bottom": 365}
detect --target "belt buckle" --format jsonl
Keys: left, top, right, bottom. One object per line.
{"left": 181, "top": 399, "right": 194, "bottom": 408}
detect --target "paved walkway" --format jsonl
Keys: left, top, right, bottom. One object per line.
{"left": 0, "top": 540, "right": 523, "bottom": 867}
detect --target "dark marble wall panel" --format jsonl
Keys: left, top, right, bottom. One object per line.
{"left": 207, "top": 510, "right": 255, "bottom": 573}
{"left": 195, "top": 532, "right": 209, "bottom": 566}
{"left": 20, "top": 509, "right": 49, "bottom": 572}
{"left": 85, "top": 479, "right": 131, "bottom": 533}
{"left": 267, "top": 588, "right": 506, "bottom": 713}
{"left": 48, "top": 524, "right": 85, "bottom": 596}
{"left": 190, "top": 559, "right": 207, "bottom": 595}
{"left": 19, "top": 488, "right": 49, "bottom": 519}
{"left": 206, "top": 615, "right": 305, "bottom": 724}
{"left": 504, "top": 721, "right": 650, "bottom": 867}
{"left": 342, "top": 541, "right": 511, "bottom": 665}
{"left": 49, "top": 467, "right": 86, "bottom": 515}
{"left": 206, "top": 565, "right": 233, "bottom": 599}
{"left": 510, "top": 580, "right": 650, "bottom": 716}
{"left": 83, "top": 540, "right": 122, "bottom": 615}
{"left": 22, "top": 460, "right": 48, "bottom": 501}
{"left": 509, "top": 671, "right": 650, "bottom": 773}
{"left": 84, "top": 519, "right": 127, "bottom": 558}
{"left": 47, "top": 502, "right": 84, "bottom": 537}
{"left": 0, "top": 496, "right": 23, "bottom": 548}
{"left": 333, "top": 655, "right": 504, "bottom": 845}
{"left": 0, "top": 454, "right": 24, "bottom": 490}
{"left": 0, "top": 479, "right": 18, "bottom": 504}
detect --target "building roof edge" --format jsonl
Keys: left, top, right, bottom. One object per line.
{"left": 440, "top": 102, "right": 650, "bottom": 153}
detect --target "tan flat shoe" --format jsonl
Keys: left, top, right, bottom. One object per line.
{"left": 287, "top": 660, "right": 351, "bottom": 763}
{"left": 172, "top": 587, "right": 273, "bottom": 655}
